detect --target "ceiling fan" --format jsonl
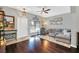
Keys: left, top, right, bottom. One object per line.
{"left": 37, "top": 7, "right": 51, "bottom": 14}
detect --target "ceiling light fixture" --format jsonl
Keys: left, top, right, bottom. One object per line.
{"left": 21, "top": 8, "right": 27, "bottom": 16}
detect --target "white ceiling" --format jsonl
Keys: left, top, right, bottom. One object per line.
{"left": 9, "top": 6, "right": 71, "bottom": 17}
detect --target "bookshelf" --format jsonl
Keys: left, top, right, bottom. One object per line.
{"left": 0, "top": 9, "right": 17, "bottom": 46}
{"left": 0, "top": 10, "right": 5, "bottom": 43}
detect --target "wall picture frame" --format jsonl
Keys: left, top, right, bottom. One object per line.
{"left": 4, "top": 15, "right": 15, "bottom": 30}
{"left": 50, "top": 17, "right": 63, "bottom": 25}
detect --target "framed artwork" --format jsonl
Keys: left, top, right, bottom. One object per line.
{"left": 4, "top": 15, "right": 15, "bottom": 30}
{"left": 50, "top": 17, "right": 63, "bottom": 25}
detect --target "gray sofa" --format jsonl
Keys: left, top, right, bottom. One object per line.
{"left": 48, "top": 29, "right": 71, "bottom": 43}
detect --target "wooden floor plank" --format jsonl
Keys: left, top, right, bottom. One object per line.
{"left": 6, "top": 38, "right": 77, "bottom": 53}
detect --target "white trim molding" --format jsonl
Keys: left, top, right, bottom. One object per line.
{"left": 71, "top": 44, "right": 77, "bottom": 48}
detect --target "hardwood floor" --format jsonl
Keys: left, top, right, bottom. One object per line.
{"left": 6, "top": 37, "right": 77, "bottom": 53}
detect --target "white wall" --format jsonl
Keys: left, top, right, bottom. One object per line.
{"left": 17, "top": 16, "right": 28, "bottom": 38}
{"left": 46, "top": 13, "right": 72, "bottom": 29}
{"left": 45, "top": 6, "right": 79, "bottom": 48}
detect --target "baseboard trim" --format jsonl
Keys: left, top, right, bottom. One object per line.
{"left": 71, "top": 45, "right": 77, "bottom": 48}
{"left": 41, "top": 37, "right": 71, "bottom": 48}
{"left": 6, "top": 36, "right": 29, "bottom": 46}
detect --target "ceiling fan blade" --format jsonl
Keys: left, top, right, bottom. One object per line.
{"left": 45, "top": 9, "right": 51, "bottom": 11}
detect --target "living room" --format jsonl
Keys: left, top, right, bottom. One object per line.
{"left": 0, "top": 6, "right": 79, "bottom": 53}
